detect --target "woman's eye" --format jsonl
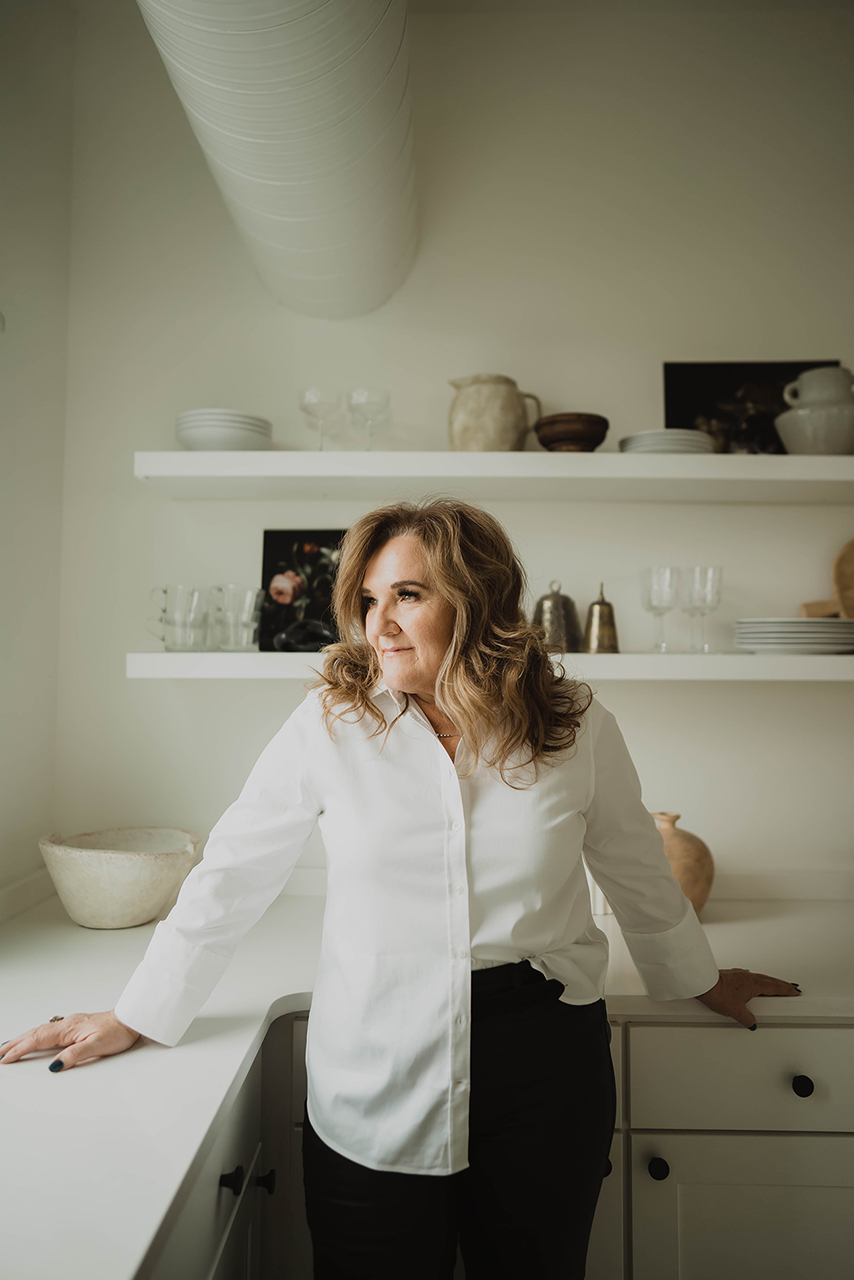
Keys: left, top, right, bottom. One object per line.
{"left": 361, "top": 591, "right": 419, "bottom": 606}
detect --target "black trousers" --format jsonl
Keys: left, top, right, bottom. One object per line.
{"left": 302, "top": 960, "right": 616, "bottom": 1280}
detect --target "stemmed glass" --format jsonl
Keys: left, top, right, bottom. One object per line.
{"left": 641, "top": 567, "right": 681, "bottom": 653}
{"left": 680, "top": 566, "right": 723, "bottom": 653}
{"left": 345, "top": 388, "right": 392, "bottom": 450}
{"left": 298, "top": 388, "right": 345, "bottom": 451}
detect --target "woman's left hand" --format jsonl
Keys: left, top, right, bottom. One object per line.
{"left": 696, "top": 968, "right": 800, "bottom": 1029}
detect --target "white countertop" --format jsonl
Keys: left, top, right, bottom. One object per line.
{"left": 1, "top": 891, "right": 851, "bottom": 1280}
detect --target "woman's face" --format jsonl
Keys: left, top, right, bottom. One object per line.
{"left": 362, "top": 535, "right": 455, "bottom": 705}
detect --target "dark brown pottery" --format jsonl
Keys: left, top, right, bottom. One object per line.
{"left": 534, "top": 413, "right": 609, "bottom": 452}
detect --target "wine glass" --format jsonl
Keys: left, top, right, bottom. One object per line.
{"left": 298, "top": 388, "right": 345, "bottom": 451}
{"left": 641, "top": 567, "right": 681, "bottom": 653}
{"left": 345, "top": 388, "right": 392, "bottom": 450}
{"left": 680, "top": 566, "right": 723, "bottom": 653}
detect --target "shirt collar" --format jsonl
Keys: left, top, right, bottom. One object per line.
{"left": 373, "top": 677, "right": 405, "bottom": 709}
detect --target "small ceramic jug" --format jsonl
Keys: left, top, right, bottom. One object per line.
{"left": 783, "top": 365, "right": 854, "bottom": 407}
{"left": 448, "top": 374, "right": 542, "bottom": 451}
{"left": 652, "top": 812, "right": 715, "bottom": 918}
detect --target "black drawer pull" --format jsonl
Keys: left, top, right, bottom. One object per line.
{"left": 791, "top": 1074, "right": 815, "bottom": 1098}
{"left": 255, "top": 1168, "right": 277, "bottom": 1195}
{"left": 219, "top": 1164, "right": 244, "bottom": 1197}
{"left": 648, "top": 1157, "right": 670, "bottom": 1181}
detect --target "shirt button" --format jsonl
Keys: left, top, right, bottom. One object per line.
{"left": 458, "top": 948, "right": 468, "bottom": 960}
{"left": 455, "top": 884, "right": 464, "bottom": 896}
{"left": 457, "top": 1014, "right": 466, "bottom": 1027}
{"left": 452, "top": 821, "right": 462, "bottom": 831}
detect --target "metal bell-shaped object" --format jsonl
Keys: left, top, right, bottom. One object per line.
{"left": 583, "top": 583, "right": 620, "bottom": 653}
{"left": 533, "top": 580, "right": 583, "bottom": 652}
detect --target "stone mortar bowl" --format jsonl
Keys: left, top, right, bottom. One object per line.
{"left": 39, "top": 827, "right": 201, "bottom": 929}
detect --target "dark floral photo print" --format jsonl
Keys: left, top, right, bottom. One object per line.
{"left": 260, "top": 529, "right": 346, "bottom": 652}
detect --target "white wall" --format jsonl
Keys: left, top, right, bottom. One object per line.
{"left": 0, "top": 0, "right": 74, "bottom": 918}
{"left": 20, "top": 0, "right": 854, "bottom": 921}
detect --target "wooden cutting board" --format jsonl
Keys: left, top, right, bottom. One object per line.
{"left": 832, "top": 538, "right": 854, "bottom": 618}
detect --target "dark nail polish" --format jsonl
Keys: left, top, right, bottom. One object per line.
{"left": 749, "top": 1023, "right": 757, "bottom": 1031}
{"left": 48, "top": 1059, "right": 64, "bottom": 1072}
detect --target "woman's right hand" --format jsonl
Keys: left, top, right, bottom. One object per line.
{"left": 0, "top": 1010, "right": 141, "bottom": 1072}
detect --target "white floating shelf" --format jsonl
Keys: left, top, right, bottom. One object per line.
{"left": 133, "top": 451, "right": 854, "bottom": 504}
{"left": 126, "top": 652, "right": 854, "bottom": 681}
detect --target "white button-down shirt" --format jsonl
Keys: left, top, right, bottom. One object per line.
{"left": 114, "top": 681, "right": 719, "bottom": 1175}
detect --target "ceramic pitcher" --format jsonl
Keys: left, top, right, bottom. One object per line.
{"left": 448, "top": 374, "right": 542, "bottom": 451}
{"left": 783, "top": 365, "right": 854, "bottom": 407}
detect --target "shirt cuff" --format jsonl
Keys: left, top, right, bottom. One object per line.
{"left": 113, "top": 920, "right": 231, "bottom": 1047}
{"left": 621, "top": 905, "right": 720, "bottom": 1002}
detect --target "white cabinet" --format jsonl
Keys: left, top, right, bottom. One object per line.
{"left": 628, "top": 1025, "right": 854, "bottom": 1280}
{"left": 630, "top": 1132, "right": 854, "bottom": 1280}
{"left": 143, "top": 1053, "right": 266, "bottom": 1280}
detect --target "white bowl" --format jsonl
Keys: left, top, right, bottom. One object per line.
{"left": 775, "top": 405, "right": 854, "bottom": 455}
{"left": 39, "top": 827, "right": 201, "bottom": 928}
{"left": 176, "top": 424, "right": 273, "bottom": 450}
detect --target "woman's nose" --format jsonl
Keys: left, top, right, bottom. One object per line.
{"left": 375, "top": 602, "right": 401, "bottom": 634}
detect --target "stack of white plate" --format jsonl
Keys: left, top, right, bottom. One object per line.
{"left": 734, "top": 617, "right": 854, "bottom": 653}
{"left": 619, "top": 430, "right": 714, "bottom": 454}
{"left": 176, "top": 409, "right": 273, "bottom": 451}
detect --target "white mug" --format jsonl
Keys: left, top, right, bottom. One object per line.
{"left": 783, "top": 366, "right": 854, "bottom": 408}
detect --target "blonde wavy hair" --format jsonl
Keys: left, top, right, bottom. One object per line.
{"left": 306, "top": 497, "right": 593, "bottom": 787}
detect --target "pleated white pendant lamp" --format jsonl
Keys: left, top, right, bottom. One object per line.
{"left": 135, "top": 0, "right": 418, "bottom": 318}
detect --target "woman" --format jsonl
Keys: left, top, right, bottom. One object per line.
{"left": 1, "top": 498, "right": 798, "bottom": 1279}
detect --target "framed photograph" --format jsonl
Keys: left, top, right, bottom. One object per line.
{"left": 664, "top": 360, "right": 841, "bottom": 453}
{"left": 259, "top": 529, "right": 346, "bottom": 652}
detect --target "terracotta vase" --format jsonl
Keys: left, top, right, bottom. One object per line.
{"left": 652, "top": 812, "right": 714, "bottom": 918}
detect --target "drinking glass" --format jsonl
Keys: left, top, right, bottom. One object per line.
{"left": 680, "top": 566, "right": 723, "bottom": 653}
{"left": 150, "top": 585, "right": 208, "bottom": 623}
{"left": 210, "top": 585, "right": 265, "bottom": 651}
{"left": 146, "top": 616, "right": 210, "bottom": 651}
{"left": 641, "top": 567, "right": 681, "bottom": 653}
{"left": 298, "top": 388, "right": 346, "bottom": 451}
{"left": 345, "top": 388, "right": 392, "bottom": 450}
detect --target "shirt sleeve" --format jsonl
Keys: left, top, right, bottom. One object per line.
{"left": 113, "top": 693, "right": 323, "bottom": 1046}
{"left": 581, "top": 703, "right": 720, "bottom": 1001}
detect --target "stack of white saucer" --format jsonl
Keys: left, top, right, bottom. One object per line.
{"left": 619, "top": 430, "right": 714, "bottom": 454}
{"left": 734, "top": 617, "right": 854, "bottom": 654}
{"left": 176, "top": 409, "right": 273, "bottom": 451}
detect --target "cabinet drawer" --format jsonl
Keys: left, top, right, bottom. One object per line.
{"left": 150, "top": 1053, "right": 263, "bottom": 1280}
{"left": 630, "top": 1025, "right": 854, "bottom": 1132}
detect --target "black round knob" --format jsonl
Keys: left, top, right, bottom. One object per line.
{"left": 648, "top": 1157, "right": 670, "bottom": 1181}
{"left": 219, "top": 1164, "right": 244, "bottom": 1197}
{"left": 792, "top": 1074, "right": 815, "bottom": 1098}
{"left": 255, "top": 1168, "right": 277, "bottom": 1195}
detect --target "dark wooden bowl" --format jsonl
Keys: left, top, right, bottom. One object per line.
{"left": 534, "top": 413, "right": 609, "bottom": 452}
